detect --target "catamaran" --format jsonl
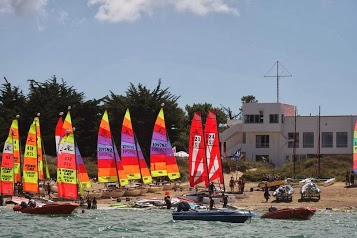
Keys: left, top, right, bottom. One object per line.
{"left": 150, "top": 107, "right": 180, "bottom": 190}
{"left": 97, "top": 110, "right": 129, "bottom": 198}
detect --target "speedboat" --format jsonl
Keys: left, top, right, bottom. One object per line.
{"left": 173, "top": 209, "right": 253, "bottom": 223}
{"left": 261, "top": 207, "right": 316, "bottom": 220}
{"left": 272, "top": 185, "right": 294, "bottom": 202}
{"left": 300, "top": 182, "right": 321, "bottom": 200}
{"left": 12, "top": 198, "right": 79, "bottom": 215}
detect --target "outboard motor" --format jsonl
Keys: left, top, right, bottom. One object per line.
{"left": 177, "top": 201, "right": 191, "bottom": 212}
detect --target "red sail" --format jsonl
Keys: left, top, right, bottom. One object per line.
{"left": 189, "top": 112, "right": 208, "bottom": 188}
{"left": 204, "top": 109, "right": 224, "bottom": 186}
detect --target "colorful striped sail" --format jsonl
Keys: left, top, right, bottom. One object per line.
{"left": 353, "top": 120, "right": 357, "bottom": 174}
{"left": 0, "top": 119, "right": 19, "bottom": 195}
{"left": 121, "top": 109, "right": 141, "bottom": 180}
{"left": 23, "top": 121, "right": 39, "bottom": 194}
{"left": 113, "top": 143, "right": 129, "bottom": 187}
{"left": 97, "top": 111, "right": 122, "bottom": 183}
{"left": 166, "top": 138, "right": 181, "bottom": 181}
{"left": 150, "top": 108, "right": 168, "bottom": 177}
{"left": 189, "top": 112, "right": 209, "bottom": 188}
{"left": 57, "top": 111, "right": 78, "bottom": 199}
{"left": 136, "top": 137, "right": 153, "bottom": 184}
{"left": 204, "top": 109, "right": 224, "bottom": 186}
{"left": 34, "top": 116, "right": 49, "bottom": 180}
{"left": 75, "top": 144, "right": 91, "bottom": 192}
{"left": 55, "top": 112, "right": 64, "bottom": 155}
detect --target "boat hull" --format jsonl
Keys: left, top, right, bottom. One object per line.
{"left": 101, "top": 189, "right": 126, "bottom": 198}
{"left": 148, "top": 185, "right": 163, "bottom": 193}
{"left": 13, "top": 203, "right": 79, "bottom": 215}
{"left": 261, "top": 207, "right": 316, "bottom": 220}
{"left": 124, "top": 189, "right": 141, "bottom": 196}
{"left": 173, "top": 210, "right": 253, "bottom": 223}
{"left": 162, "top": 183, "right": 175, "bottom": 190}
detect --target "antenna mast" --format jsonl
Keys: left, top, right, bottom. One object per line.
{"left": 264, "top": 61, "right": 292, "bottom": 103}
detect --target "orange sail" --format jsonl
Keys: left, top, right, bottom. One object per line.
{"left": 57, "top": 111, "right": 78, "bottom": 199}
{"left": 189, "top": 112, "right": 208, "bottom": 188}
{"left": 0, "top": 118, "right": 20, "bottom": 195}
{"left": 121, "top": 109, "right": 141, "bottom": 180}
{"left": 23, "top": 121, "right": 39, "bottom": 194}
{"left": 204, "top": 109, "right": 224, "bottom": 186}
{"left": 150, "top": 108, "right": 168, "bottom": 177}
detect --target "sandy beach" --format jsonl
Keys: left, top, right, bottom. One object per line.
{"left": 90, "top": 174, "right": 356, "bottom": 212}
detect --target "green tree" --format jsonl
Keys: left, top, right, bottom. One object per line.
{"left": 101, "top": 79, "right": 187, "bottom": 160}
{"left": 185, "top": 103, "right": 227, "bottom": 127}
{"left": 0, "top": 77, "right": 27, "bottom": 147}
{"left": 26, "top": 76, "right": 98, "bottom": 156}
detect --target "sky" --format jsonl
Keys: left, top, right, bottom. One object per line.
{"left": 0, "top": 0, "right": 356, "bottom": 117}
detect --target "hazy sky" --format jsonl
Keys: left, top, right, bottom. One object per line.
{"left": 1, "top": 0, "right": 356, "bottom": 116}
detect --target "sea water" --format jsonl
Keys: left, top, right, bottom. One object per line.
{"left": 1, "top": 206, "right": 357, "bottom": 238}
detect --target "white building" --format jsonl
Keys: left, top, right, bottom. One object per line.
{"left": 220, "top": 102, "right": 356, "bottom": 166}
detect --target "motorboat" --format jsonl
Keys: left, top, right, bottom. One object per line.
{"left": 261, "top": 207, "right": 316, "bottom": 220}
{"left": 300, "top": 182, "right": 321, "bottom": 200}
{"left": 172, "top": 208, "right": 253, "bottom": 223}
{"left": 272, "top": 185, "right": 294, "bottom": 202}
{"left": 13, "top": 203, "right": 79, "bottom": 215}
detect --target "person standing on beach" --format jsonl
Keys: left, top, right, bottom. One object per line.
{"left": 346, "top": 171, "right": 350, "bottom": 186}
{"left": 264, "top": 184, "right": 270, "bottom": 202}
{"left": 86, "top": 198, "right": 92, "bottom": 209}
{"left": 0, "top": 193, "right": 3, "bottom": 206}
{"left": 46, "top": 182, "right": 52, "bottom": 199}
{"left": 229, "top": 177, "right": 235, "bottom": 192}
{"left": 92, "top": 197, "right": 97, "bottom": 209}
{"left": 351, "top": 172, "right": 355, "bottom": 186}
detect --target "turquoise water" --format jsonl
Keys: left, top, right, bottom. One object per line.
{"left": 1, "top": 206, "right": 357, "bottom": 238}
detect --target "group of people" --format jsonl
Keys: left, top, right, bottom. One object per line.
{"left": 80, "top": 196, "right": 97, "bottom": 209}
{"left": 345, "top": 171, "right": 355, "bottom": 187}
{"left": 229, "top": 176, "right": 245, "bottom": 193}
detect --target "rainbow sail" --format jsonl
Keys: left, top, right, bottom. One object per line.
{"left": 150, "top": 108, "right": 168, "bottom": 177}
{"left": 97, "top": 110, "right": 129, "bottom": 186}
{"left": 204, "top": 109, "right": 224, "bottom": 186}
{"left": 23, "top": 120, "right": 39, "bottom": 194}
{"left": 121, "top": 109, "right": 141, "bottom": 180}
{"left": 136, "top": 137, "right": 153, "bottom": 184}
{"left": 353, "top": 120, "right": 357, "bottom": 174}
{"left": 189, "top": 112, "right": 208, "bottom": 188}
{"left": 0, "top": 118, "right": 19, "bottom": 195}
{"left": 57, "top": 111, "right": 78, "bottom": 199}
{"left": 166, "top": 138, "right": 181, "bottom": 181}
{"left": 75, "top": 144, "right": 91, "bottom": 192}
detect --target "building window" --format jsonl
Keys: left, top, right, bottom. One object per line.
{"left": 256, "top": 135, "right": 269, "bottom": 148}
{"left": 244, "top": 114, "right": 264, "bottom": 123}
{"left": 256, "top": 155, "right": 270, "bottom": 162}
{"left": 303, "top": 132, "right": 314, "bottom": 148}
{"left": 336, "top": 132, "right": 348, "bottom": 148}
{"left": 269, "top": 114, "right": 279, "bottom": 123}
{"left": 288, "top": 132, "right": 299, "bottom": 148}
{"left": 322, "top": 132, "right": 333, "bottom": 148}
{"left": 281, "top": 114, "right": 284, "bottom": 123}
{"left": 243, "top": 132, "right": 246, "bottom": 144}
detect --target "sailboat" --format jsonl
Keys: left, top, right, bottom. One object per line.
{"left": 150, "top": 107, "right": 180, "bottom": 190}
{"left": 121, "top": 108, "right": 152, "bottom": 196}
{"left": 0, "top": 116, "right": 20, "bottom": 196}
{"left": 97, "top": 110, "right": 128, "bottom": 198}
{"left": 185, "top": 110, "right": 235, "bottom": 204}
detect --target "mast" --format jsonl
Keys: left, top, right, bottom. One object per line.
{"left": 293, "top": 107, "right": 297, "bottom": 178}
{"left": 264, "top": 61, "right": 292, "bottom": 103}
{"left": 202, "top": 114, "right": 210, "bottom": 187}
{"left": 216, "top": 117, "right": 225, "bottom": 193}
{"left": 317, "top": 106, "right": 321, "bottom": 178}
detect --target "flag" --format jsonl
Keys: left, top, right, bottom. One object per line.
{"left": 229, "top": 148, "right": 241, "bottom": 160}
